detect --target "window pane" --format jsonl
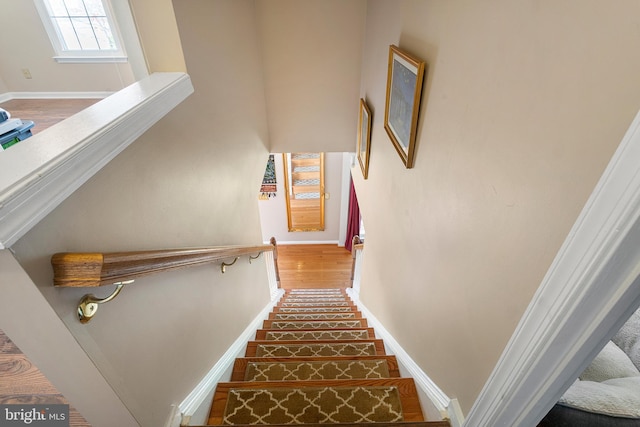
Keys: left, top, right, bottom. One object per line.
{"left": 84, "top": 0, "right": 106, "bottom": 16}
{"left": 91, "top": 17, "right": 116, "bottom": 50}
{"left": 47, "top": 0, "right": 68, "bottom": 16}
{"left": 63, "top": 0, "right": 87, "bottom": 16}
{"left": 53, "top": 17, "right": 81, "bottom": 50}
{"left": 72, "top": 17, "right": 99, "bottom": 50}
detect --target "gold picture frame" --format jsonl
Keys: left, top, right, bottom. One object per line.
{"left": 384, "top": 45, "right": 425, "bottom": 169}
{"left": 357, "top": 98, "right": 372, "bottom": 179}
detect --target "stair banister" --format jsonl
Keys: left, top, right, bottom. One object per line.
{"left": 52, "top": 240, "right": 279, "bottom": 323}
{"left": 52, "top": 244, "right": 274, "bottom": 287}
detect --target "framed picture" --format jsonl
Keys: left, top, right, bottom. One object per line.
{"left": 357, "top": 98, "right": 372, "bottom": 179}
{"left": 384, "top": 45, "right": 425, "bottom": 168}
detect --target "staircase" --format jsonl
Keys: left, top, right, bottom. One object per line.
{"left": 205, "top": 288, "right": 450, "bottom": 426}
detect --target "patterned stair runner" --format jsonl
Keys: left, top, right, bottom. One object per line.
{"left": 207, "top": 288, "right": 450, "bottom": 426}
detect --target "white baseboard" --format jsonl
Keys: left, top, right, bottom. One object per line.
{"left": 346, "top": 288, "right": 464, "bottom": 427}
{"left": 0, "top": 91, "right": 112, "bottom": 100}
{"left": 267, "top": 240, "right": 340, "bottom": 245}
{"left": 174, "top": 289, "right": 285, "bottom": 427}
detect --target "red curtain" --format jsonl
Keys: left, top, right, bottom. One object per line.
{"left": 345, "top": 179, "right": 360, "bottom": 251}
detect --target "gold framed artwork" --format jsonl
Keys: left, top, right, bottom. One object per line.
{"left": 357, "top": 98, "right": 372, "bottom": 179}
{"left": 384, "top": 45, "right": 425, "bottom": 169}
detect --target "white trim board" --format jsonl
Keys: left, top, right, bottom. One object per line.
{"left": 175, "top": 289, "right": 285, "bottom": 427}
{"left": 266, "top": 240, "right": 340, "bottom": 245}
{"left": 464, "top": 108, "right": 640, "bottom": 426}
{"left": 346, "top": 288, "right": 463, "bottom": 427}
{"left": 0, "top": 91, "right": 113, "bottom": 100}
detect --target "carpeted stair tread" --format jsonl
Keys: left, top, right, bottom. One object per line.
{"left": 195, "top": 422, "right": 450, "bottom": 427}
{"left": 208, "top": 378, "right": 424, "bottom": 425}
{"left": 274, "top": 307, "right": 355, "bottom": 313}
{"left": 241, "top": 359, "right": 393, "bottom": 381}
{"left": 231, "top": 356, "right": 401, "bottom": 381}
{"left": 245, "top": 339, "right": 386, "bottom": 357}
{"left": 282, "top": 298, "right": 350, "bottom": 304}
{"left": 263, "top": 319, "right": 367, "bottom": 330}
{"left": 255, "top": 328, "right": 375, "bottom": 341}
{"left": 279, "top": 302, "right": 354, "bottom": 308}
{"left": 269, "top": 312, "right": 361, "bottom": 320}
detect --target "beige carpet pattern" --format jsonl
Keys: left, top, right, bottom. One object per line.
{"left": 264, "top": 330, "right": 370, "bottom": 341}
{"left": 282, "top": 302, "right": 350, "bottom": 307}
{"left": 278, "top": 307, "right": 353, "bottom": 313}
{"left": 288, "top": 289, "right": 343, "bottom": 293}
{"left": 244, "top": 360, "right": 390, "bottom": 381}
{"left": 255, "top": 342, "right": 378, "bottom": 357}
{"left": 273, "top": 313, "right": 357, "bottom": 320}
{"left": 270, "top": 321, "right": 362, "bottom": 330}
{"left": 222, "top": 386, "right": 403, "bottom": 425}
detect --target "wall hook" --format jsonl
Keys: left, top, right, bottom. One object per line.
{"left": 221, "top": 257, "right": 239, "bottom": 273}
{"left": 77, "top": 280, "right": 133, "bottom": 324}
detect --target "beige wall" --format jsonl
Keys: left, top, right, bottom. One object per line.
{"left": 129, "top": 0, "right": 186, "bottom": 72}
{"left": 12, "top": 1, "right": 271, "bottom": 426}
{"left": 0, "top": 74, "right": 7, "bottom": 93}
{"left": 257, "top": 0, "right": 366, "bottom": 152}
{"left": 353, "top": 0, "right": 640, "bottom": 413}
{"left": 0, "top": 0, "right": 135, "bottom": 92}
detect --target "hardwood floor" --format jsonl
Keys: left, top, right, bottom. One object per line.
{"left": 0, "top": 330, "right": 90, "bottom": 426}
{"left": 277, "top": 244, "right": 353, "bottom": 289}
{"left": 0, "top": 98, "right": 101, "bottom": 135}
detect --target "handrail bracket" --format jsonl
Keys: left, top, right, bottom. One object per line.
{"left": 221, "top": 257, "right": 239, "bottom": 273}
{"left": 77, "top": 280, "right": 134, "bottom": 324}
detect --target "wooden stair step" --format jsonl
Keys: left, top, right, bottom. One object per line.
{"left": 236, "top": 358, "right": 398, "bottom": 381}
{"left": 281, "top": 298, "right": 351, "bottom": 304}
{"left": 231, "top": 356, "right": 401, "bottom": 381}
{"left": 208, "top": 378, "right": 424, "bottom": 425}
{"left": 279, "top": 301, "right": 355, "bottom": 308}
{"left": 263, "top": 319, "right": 367, "bottom": 329}
{"left": 195, "top": 422, "right": 450, "bottom": 427}
{"left": 254, "top": 328, "right": 375, "bottom": 341}
{"left": 273, "top": 306, "right": 356, "bottom": 313}
{"left": 245, "top": 339, "right": 386, "bottom": 357}
{"left": 269, "top": 311, "right": 362, "bottom": 320}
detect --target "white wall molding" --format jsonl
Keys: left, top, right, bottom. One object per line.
{"left": 176, "top": 288, "right": 285, "bottom": 426}
{"left": 0, "top": 73, "right": 193, "bottom": 249}
{"left": 464, "top": 108, "right": 640, "bottom": 426}
{"left": 267, "top": 240, "right": 340, "bottom": 245}
{"left": 346, "top": 288, "right": 462, "bottom": 427}
{"left": 1, "top": 91, "right": 114, "bottom": 100}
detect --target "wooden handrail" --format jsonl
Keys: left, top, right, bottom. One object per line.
{"left": 52, "top": 243, "right": 275, "bottom": 287}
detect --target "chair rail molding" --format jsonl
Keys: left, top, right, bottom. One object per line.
{"left": 0, "top": 72, "right": 194, "bottom": 249}
{"left": 464, "top": 108, "right": 640, "bottom": 426}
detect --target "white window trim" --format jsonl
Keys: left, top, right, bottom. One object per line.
{"left": 33, "top": 0, "right": 128, "bottom": 64}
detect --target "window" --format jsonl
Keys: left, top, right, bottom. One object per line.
{"left": 34, "top": 0, "right": 127, "bottom": 63}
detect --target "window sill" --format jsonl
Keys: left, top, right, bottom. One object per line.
{"left": 53, "top": 56, "right": 128, "bottom": 64}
